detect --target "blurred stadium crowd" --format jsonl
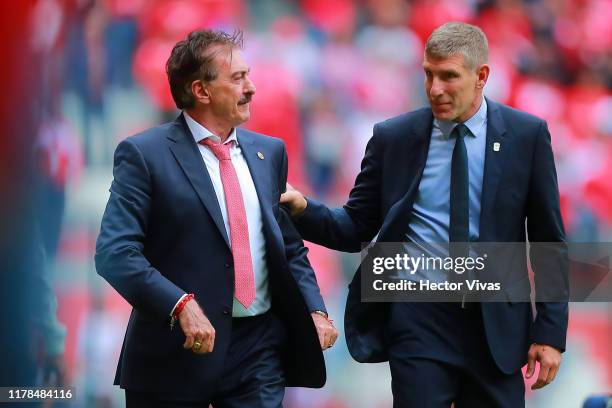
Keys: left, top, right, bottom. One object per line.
{"left": 19, "top": 0, "right": 612, "bottom": 407}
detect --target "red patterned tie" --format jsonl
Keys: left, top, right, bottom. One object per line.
{"left": 200, "top": 137, "right": 255, "bottom": 309}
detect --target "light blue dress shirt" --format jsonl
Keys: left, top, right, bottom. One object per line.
{"left": 402, "top": 98, "right": 488, "bottom": 279}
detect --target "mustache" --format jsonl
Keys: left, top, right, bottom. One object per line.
{"left": 238, "top": 93, "right": 253, "bottom": 105}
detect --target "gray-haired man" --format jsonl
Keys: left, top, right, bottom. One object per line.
{"left": 282, "top": 22, "right": 568, "bottom": 407}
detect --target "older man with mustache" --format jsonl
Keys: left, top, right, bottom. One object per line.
{"left": 96, "top": 29, "right": 337, "bottom": 407}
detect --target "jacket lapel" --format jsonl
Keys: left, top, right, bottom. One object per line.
{"left": 236, "top": 129, "right": 289, "bottom": 260}
{"left": 479, "top": 98, "right": 508, "bottom": 241}
{"left": 236, "top": 129, "right": 275, "bottom": 224}
{"left": 379, "top": 109, "right": 434, "bottom": 242}
{"left": 167, "top": 115, "right": 230, "bottom": 247}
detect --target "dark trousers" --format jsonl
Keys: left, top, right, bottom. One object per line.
{"left": 126, "top": 312, "right": 286, "bottom": 408}
{"left": 386, "top": 302, "right": 525, "bottom": 408}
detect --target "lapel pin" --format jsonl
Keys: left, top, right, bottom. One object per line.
{"left": 257, "top": 152, "right": 265, "bottom": 160}
{"left": 493, "top": 142, "right": 501, "bottom": 152}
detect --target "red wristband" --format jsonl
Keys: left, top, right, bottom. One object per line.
{"left": 173, "top": 293, "right": 194, "bottom": 320}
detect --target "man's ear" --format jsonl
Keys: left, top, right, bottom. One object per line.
{"left": 191, "top": 80, "right": 211, "bottom": 104}
{"left": 476, "top": 64, "right": 490, "bottom": 89}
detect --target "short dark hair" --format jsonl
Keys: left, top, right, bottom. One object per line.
{"left": 166, "top": 29, "right": 244, "bottom": 109}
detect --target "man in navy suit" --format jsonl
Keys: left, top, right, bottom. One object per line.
{"left": 95, "top": 29, "right": 337, "bottom": 407}
{"left": 281, "top": 22, "right": 568, "bottom": 407}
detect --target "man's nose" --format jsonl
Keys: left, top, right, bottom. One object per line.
{"left": 430, "top": 77, "right": 444, "bottom": 97}
{"left": 245, "top": 76, "right": 256, "bottom": 95}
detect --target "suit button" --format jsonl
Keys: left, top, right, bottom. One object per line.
{"left": 223, "top": 308, "right": 230, "bottom": 315}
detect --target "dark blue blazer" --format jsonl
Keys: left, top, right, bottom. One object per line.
{"left": 294, "top": 99, "right": 568, "bottom": 374}
{"left": 95, "top": 115, "right": 327, "bottom": 395}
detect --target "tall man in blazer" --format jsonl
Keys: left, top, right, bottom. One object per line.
{"left": 95, "top": 29, "right": 337, "bottom": 407}
{"left": 281, "top": 22, "right": 568, "bottom": 407}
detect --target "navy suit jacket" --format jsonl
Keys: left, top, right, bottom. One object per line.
{"left": 294, "top": 99, "right": 568, "bottom": 374}
{"left": 95, "top": 115, "right": 326, "bottom": 395}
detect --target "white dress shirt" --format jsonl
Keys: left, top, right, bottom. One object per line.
{"left": 171, "top": 112, "right": 271, "bottom": 317}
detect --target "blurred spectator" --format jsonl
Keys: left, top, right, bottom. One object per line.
{"left": 62, "top": 0, "right": 108, "bottom": 164}
{"left": 303, "top": 92, "right": 346, "bottom": 197}
{"left": 31, "top": 230, "right": 68, "bottom": 388}
{"left": 103, "top": 0, "right": 143, "bottom": 89}
{"left": 35, "top": 114, "right": 83, "bottom": 259}
{"left": 76, "top": 291, "right": 124, "bottom": 407}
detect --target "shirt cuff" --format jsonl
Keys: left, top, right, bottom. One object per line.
{"left": 170, "top": 294, "right": 188, "bottom": 317}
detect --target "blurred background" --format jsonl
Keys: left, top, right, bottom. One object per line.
{"left": 1, "top": 0, "right": 610, "bottom": 406}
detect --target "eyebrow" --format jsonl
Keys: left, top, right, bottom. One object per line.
{"left": 232, "top": 68, "right": 250, "bottom": 77}
{"left": 423, "top": 66, "right": 459, "bottom": 75}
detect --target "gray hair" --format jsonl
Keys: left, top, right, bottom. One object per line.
{"left": 425, "top": 22, "right": 488, "bottom": 71}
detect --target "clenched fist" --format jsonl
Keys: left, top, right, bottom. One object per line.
{"left": 311, "top": 312, "right": 339, "bottom": 351}
{"left": 179, "top": 298, "right": 216, "bottom": 354}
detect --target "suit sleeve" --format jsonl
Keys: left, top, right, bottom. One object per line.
{"left": 278, "top": 143, "right": 326, "bottom": 313}
{"left": 293, "top": 126, "right": 384, "bottom": 252}
{"left": 95, "top": 139, "right": 185, "bottom": 320}
{"left": 526, "top": 121, "right": 569, "bottom": 351}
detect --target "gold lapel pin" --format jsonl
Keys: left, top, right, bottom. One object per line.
{"left": 493, "top": 142, "right": 501, "bottom": 152}
{"left": 257, "top": 152, "right": 265, "bottom": 160}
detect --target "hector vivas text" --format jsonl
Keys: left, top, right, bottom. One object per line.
{"left": 371, "top": 253, "right": 501, "bottom": 292}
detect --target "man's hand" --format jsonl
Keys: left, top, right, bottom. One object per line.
{"left": 525, "top": 343, "right": 562, "bottom": 389}
{"left": 311, "top": 313, "right": 339, "bottom": 351}
{"left": 280, "top": 183, "right": 307, "bottom": 216}
{"left": 179, "top": 299, "right": 216, "bottom": 354}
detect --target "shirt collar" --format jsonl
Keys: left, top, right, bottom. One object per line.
{"left": 183, "top": 111, "right": 238, "bottom": 146}
{"left": 434, "top": 97, "right": 487, "bottom": 139}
